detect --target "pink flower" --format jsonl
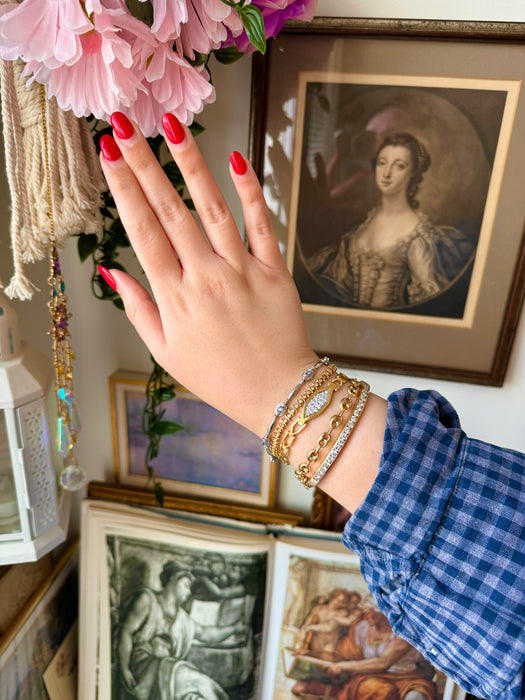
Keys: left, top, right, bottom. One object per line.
{"left": 224, "top": 0, "right": 317, "bottom": 54}
{"left": 23, "top": 7, "right": 154, "bottom": 120}
{"left": 0, "top": 0, "right": 92, "bottom": 66}
{"left": 179, "top": 0, "right": 243, "bottom": 58}
{"left": 148, "top": 0, "right": 188, "bottom": 43}
{"left": 127, "top": 41, "right": 215, "bottom": 136}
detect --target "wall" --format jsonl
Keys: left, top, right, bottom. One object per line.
{"left": 0, "top": 1, "right": 524, "bottom": 532}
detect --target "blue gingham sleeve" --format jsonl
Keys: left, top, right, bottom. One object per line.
{"left": 342, "top": 388, "right": 525, "bottom": 699}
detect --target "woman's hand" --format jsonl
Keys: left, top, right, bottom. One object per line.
{"left": 99, "top": 112, "right": 318, "bottom": 438}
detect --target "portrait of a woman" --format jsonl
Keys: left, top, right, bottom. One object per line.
{"left": 307, "top": 133, "right": 475, "bottom": 311}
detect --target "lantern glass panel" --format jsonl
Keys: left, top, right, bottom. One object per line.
{"left": 0, "top": 409, "right": 21, "bottom": 535}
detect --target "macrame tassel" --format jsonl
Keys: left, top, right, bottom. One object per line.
{"left": 0, "top": 57, "right": 106, "bottom": 300}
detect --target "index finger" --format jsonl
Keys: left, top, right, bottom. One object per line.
{"left": 99, "top": 134, "right": 183, "bottom": 295}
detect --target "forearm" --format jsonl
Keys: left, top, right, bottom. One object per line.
{"left": 198, "top": 624, "right": 239, "bottom": 644}
{"left": 118, "top": 633, "right": 133, "bottom": 673}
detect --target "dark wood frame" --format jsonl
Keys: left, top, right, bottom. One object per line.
{"left": 249, "top": 17, "right": 525, "bottom": 385}
{"left": 87, "top": 481, "right": 303, "bottom": 526}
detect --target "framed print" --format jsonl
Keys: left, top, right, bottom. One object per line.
{"left": 260, "top": 535, "right": 466, "bottom": 699}
{"left": 0, "top": 541, "right": 78, "bottom": 700}
{"left": 249, "top": 18, "right": 525, "bottom": 384}
{"left": 79, "top": 500, "right": 273, "bottom": 700}
{"left": 110, "top": 371, "right": 276, "bottom": 508}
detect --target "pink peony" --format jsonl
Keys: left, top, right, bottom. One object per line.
{"left": 224, "top": 0, "right": 317, "bottom": 54}
{"left": 148, "top": 0, "right": 188, "bottom": 43}
{"left": 178, "top": 0, "right": 243, "bottom": 58}
{"left": 0, "top": 0, "right": 92, "bottom": 67}
{"left": 23, "top": 7, "right": 154, "bottom": 120}
{"left": 127, "top": 40, "right": 215, "bottom": 136}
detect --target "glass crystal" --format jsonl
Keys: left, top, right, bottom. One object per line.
{"left": 59, "top": 457, "right": 87, "bottom": 491}
{"left": 56, "top": 416, "right": 71, "bottom": 457}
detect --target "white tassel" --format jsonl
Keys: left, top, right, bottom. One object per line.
{"left": 0, "top": 57, "right": 106, "bottom": 300}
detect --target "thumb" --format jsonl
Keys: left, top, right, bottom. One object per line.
{"left": 98, "top": 266, "right": 167, "bottom": 361}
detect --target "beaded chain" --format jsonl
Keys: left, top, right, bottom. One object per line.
{"left": 41, "top": 85, "right": 86, "bottom": 491}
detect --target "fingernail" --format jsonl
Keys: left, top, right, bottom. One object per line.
{"left": 230, "top": 151, "right": 247, "bottom": 176}
{"left": 98, "top": 265, "right": 118, "bottom": 291}
{"left": 100, "top": 135, "right": 122, "bottom": 162}
{"left": 162, "top": 113, "right": 185, "bottom": 145}
{"left": 111, "top": 111, "right": 134, "bottom": 140}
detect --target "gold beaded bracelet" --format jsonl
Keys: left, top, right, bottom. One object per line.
{"left": 268, "top": 364, "right": 337, "bottom": 460}
{"left": 294, "top": 380, "right": 362, "bottom": 487}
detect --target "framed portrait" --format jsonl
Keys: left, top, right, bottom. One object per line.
{"left": 249, "top": 18, "right": 525, "bottom": 384}
{"left": 260, "top": 535, "right": 466, "bottom": 699}
{"left": 110, "top": 371, "right": 276, "bottom": 508}
{"left": 0, "top": 542, "right": 79, "bottom": 700}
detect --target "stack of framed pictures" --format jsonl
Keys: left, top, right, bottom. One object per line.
{"left": 78, "top": 499, "right": 466, "bottom": 699}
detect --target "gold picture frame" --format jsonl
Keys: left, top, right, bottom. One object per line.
{"left": 249, "top": 18, "right": 525, "bottom": 385}
{"left": 110, "top": 371, "right": 277, "bottom": 509}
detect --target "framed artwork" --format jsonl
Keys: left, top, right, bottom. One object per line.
{"left": 80, "top": 500, "right": 467, "bottom": 700}
{"left": 260, "top": 535, "right": 466, "bottom": 699}
{"left": 249, "top": 18, "right": 525, "bottom": 384}
{"left": 110, "top": 371, "right": 276, "bottom": 508}
{"left": 0, "top": 542, "right": 79, "bottom": 700}
{"left": 79, "top": 499, "right": 273, "bottom": 700}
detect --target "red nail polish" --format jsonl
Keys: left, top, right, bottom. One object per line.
{"left": 111, "top": 111, "right": 134, "bottom": 140}
{"left": 162, "top": 113, "right": 185, "bottom": 145}
{"left": 100, "top": 135, "right": 122, "bottom": 162}
{"left": 230, "top": 151, "right": 247, "bottom": 176}
{"left": 98, "top": 265, "right": 118, "bottom": 291}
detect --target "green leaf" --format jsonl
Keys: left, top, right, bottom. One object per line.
{"left": 112, "top": 298, "right": 125, "bottom": 311}
{"left": 151, "top": 420, "right": 183, "bottom": 435}
{"left": 190, "top": 52, "right": 208, "bottom": 67}
{"left": 155, "top": 387, "right": 176, "bottom": 402}
{"left": 154, "top": 481, "right": 165, "bottom": 506}
{"left": 108, "top": 220, "right": 130, "bottom": 247}
{"left": 239, "top": 5, "right": 266, "bottom": 54}
{"left": 189, "top": 121, "right": 205, "bottom": 137}
{"left": 77, "top": 233, "right": 99, "bottom": 262}
{"left": 183, "top": 197, "right": 195, "bottom": 211}
{"left": 126, "top": 0, "right": 153, "bottom": 26}
{"left": 162, "top": 162, "right": 185, "bottom": 187}
{"left": 213, "top": 46, "right": 244, "bottom": 65}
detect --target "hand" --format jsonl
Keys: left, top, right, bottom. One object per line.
{"left": 121, "top": 669, "right": 136, "bottom": 689}
{"left": 99, "top": 112, "right": 318, "bottom": 438}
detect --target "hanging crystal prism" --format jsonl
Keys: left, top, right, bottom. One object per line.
{"left": 56, "top": 416, "right": 71, "bottom": 457}
{"left": 60, "top": 455, "right": 87, "bottom": 491}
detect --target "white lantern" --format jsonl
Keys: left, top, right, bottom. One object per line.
{"left": 0, "top": 297, "right": 69, "bottom": 564}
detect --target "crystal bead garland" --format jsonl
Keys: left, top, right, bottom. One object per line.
{"left": 41, "top": 86, "right": 86, "bottom": 491}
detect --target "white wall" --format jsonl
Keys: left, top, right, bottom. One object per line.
{"left": 0, "top": 2, "right": 524, "bottom": 531}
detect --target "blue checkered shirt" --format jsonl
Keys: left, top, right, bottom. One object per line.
{"left": 342, "top": 389, "right": 525, "bottom": 699}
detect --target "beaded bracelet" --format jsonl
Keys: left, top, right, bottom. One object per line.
{"left": 262, "top": 356, "right": 330, "bottom": 462}
{"left": 277, "top": 373, "right": 348, "bottom": 462}
{"left": 306, "top": 382, "right": 370, "bottom": 488}
{"left": 269, "top": 364, "right": 337, "bottom": 460}
{"left": 294, "top": 379, "right": 362, "bottom": 486}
